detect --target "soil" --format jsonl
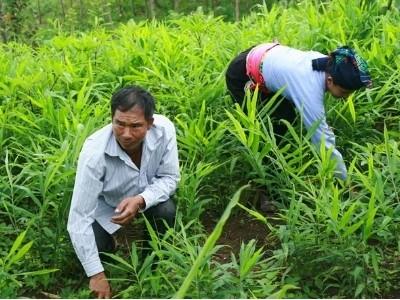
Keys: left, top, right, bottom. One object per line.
{"left": 200, "top": 209, "right": 271, "bottom": 263}
{"left": 31, "top": 209, "right": 271, "bottom": 298}
{"left": 114, "top": 207, "right": 272, "bottom": 264}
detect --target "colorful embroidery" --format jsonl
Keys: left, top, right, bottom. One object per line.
{"left": 332, "top": 46, "right": 372, "bottom": 87}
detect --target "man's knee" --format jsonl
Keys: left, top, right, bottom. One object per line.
{"left": 92, "top": 221, "right": 115, "bottom": 254}
{"left": 144, "top": 198, "right": 176, "bottom": 227}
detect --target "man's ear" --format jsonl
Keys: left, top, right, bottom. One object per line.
{"left": 147, "top": 117, "right": 154, "bottom": 129}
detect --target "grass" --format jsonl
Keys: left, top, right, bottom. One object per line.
{"left": 0, "top": 0, "right": 399, "bottom": 297}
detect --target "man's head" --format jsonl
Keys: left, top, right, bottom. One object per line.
{"left": 111, "top": 86, "right": 155, "bottom": 154}
{"left": 313, "top": 46, "right": 372, "bottom": 98}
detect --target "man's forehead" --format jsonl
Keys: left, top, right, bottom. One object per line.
{"left": 114, "top": 114, "right": 145, "bottom": 124}
{"left": 114, "top": 106, "right": 145, "bottom": 117}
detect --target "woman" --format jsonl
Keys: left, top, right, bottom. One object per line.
{"left": 225, "top": 43, "right": 372, "bottom": 181}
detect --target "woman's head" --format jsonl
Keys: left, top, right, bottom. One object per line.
{"left": 312, "top": 46, "right": 372, "bottom": 98}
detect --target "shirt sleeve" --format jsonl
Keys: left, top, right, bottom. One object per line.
{"left": 67, "top": 147, "right": 105, "bottom": 277}
{"left": 290, "top": 90, "right": 348, "bottom": 180}
{"left": 304, "top": 105, "right": 347, "bottom": 179}
{"left": 139, "top": 125, "right": 180, "bottom": 209}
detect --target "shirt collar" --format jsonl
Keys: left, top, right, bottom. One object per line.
{"left": 144, "top": 123, "right": 163, "bottom": 152}
{"left": 105, "top": 132, "right": 124, "bottom": 158}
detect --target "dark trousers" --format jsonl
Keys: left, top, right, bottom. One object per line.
{"left": 225, "top": 46, "right": 297, "bottom": 138}
{"left": 92, "top": 198, "right": 176, "bottom": 255}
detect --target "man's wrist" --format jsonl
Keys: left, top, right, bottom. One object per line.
{"left": 91, "top": 271, "right": 105, "bottom": 279}
{"left": 137, "top": 195, "right": 146, "bottom": 210}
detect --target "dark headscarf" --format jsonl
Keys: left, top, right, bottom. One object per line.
{"left": 312, "top": 46, "right": 372, "bottom": 90}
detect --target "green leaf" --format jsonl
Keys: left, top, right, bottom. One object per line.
{"left": 6, "top": 231, "right": 27, "bottom": 263}
{"left": 174, "top": 185, "right": 249, "bottom": 298}
{"left": 7, "top": 241, "right": 33, "bottom": 267}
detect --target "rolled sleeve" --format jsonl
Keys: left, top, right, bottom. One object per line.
{"left": 82, "top": 258, "right": 105, "bottom": 278}
{"left": 310, "top": 118, "right": 348, "bottom": 180}
{"left": 331, "top": 148, "right": 347, "bottom": 180}
{"left": 67, "top": 150, "right": 105, "bottom": 277}
{"left": 292, "top": 99, "right": 348, "bottom": 180}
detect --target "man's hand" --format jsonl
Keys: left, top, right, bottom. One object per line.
{"left": 89, "top": 272, "right": 111, "bottom": 299}
{"left": 111, "top": 195, "right": 146, "bottom": 225}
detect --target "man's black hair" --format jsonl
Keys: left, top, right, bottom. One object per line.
{"left": 111, "top": 85, "right": 155, "bottom": 120}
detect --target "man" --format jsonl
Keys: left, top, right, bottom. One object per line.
{"left": 226, "top": 43, "right": 372, "bottom": 181}
{"left": 68, "top": 86, "right": 180, "bottom": 298}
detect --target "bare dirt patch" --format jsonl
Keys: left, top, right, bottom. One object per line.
{"left": 201, "top": 209, "right": 271, "bottom": 262}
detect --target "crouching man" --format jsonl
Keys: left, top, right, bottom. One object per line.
{"left": 68, "top": 85, "right": 180, "bottom": 298}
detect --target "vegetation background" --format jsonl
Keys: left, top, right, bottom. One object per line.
{"left": 1, "top": 0, "right": 270, "bottom": 42}
{"left": 0, "top": 0, "right": 399, "bottom": 298}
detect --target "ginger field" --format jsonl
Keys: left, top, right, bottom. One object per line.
{"left": 0, "top": 0, "right": 399, "bottom": 298}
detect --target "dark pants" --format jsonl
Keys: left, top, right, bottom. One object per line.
{"left": 93, "top": 198, "right": 176, "bottom": 255}
{"left": 225, "top": 46, "right": 297, "bottom": 138}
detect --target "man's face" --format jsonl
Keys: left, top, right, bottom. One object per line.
{"left": 112, "top": 105, "right": 153, "bottom": 154}
{"left": 326, "top": 76, "right": 353, "bottom": 99}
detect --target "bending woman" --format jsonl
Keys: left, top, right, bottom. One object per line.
{"left": 226, "top": 43, "right": 372, "bottom": 181}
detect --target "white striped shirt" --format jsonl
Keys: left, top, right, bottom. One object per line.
{"left": 262, "top": 45, "right": 347, "bottom": 180}
{"left": 67, "top": 114, "right": 180, "bottom": 277}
